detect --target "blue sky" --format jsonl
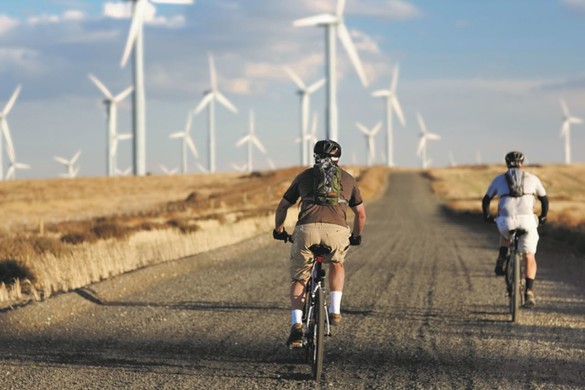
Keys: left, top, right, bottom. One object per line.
{"left": 0, "top": 0, "right": 584, "bottom": 178}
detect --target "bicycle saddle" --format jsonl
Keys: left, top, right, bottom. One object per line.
{"left": 308, "top": 244, "right": 332, "bottom": 256}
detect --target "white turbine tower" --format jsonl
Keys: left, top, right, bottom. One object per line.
{"left": 294, "top": 0, "right": 369, "bottom": 142}
{"left": 372, "top": 64, "right": 406, "bottom": 167}
{"left": 416, "top": 113, "right": 441, "bottom": 169}
{"left": 88, "top": 74, "right": 133, "bottom": 177}
{"left": 284, "top": 67, "right": 325, "bottom": 166}
{"left": 560, "top": 98, "right": 583, "bottom": 165}
{"left": 0, "top": 85, "right": 21, "bottom": 181}
{"left": 356, "top": 122, "right": 381, "bottom": 166}
{"left": 120, "top": 0, "right": 194, "bottom": 176}
{"left": 194, "top": 54, "right": 238, "bottom": 173}
{"left": 169, "top": 111, "right": 198, "bottom": 174}
{"left": 5, "top": 133, "right": 30, "bottom": 180}
{"left": 54, "top": 150, "right": 82, "bottom": 178}
{"left": 235, "top": 110, "right": 266, "bottom": 173}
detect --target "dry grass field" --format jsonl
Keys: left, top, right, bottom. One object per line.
{"left": 0, "top": 165, "right": 389, "bottom": 309}
{"left": 428, "top": 164, "right": 585, "bottom": 229}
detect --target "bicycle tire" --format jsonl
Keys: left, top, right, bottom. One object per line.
{"left": 303, "top": 281, "right": 314, "bottom": 364}
{"left": 312, "top": 285, "right": 325, "bottom": 381}
{"left": 511, "top": 249, "right": 521, "bottom": 322}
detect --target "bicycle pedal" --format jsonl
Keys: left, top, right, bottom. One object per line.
{"left": 288, "top": 341, "right": 305, "bottom": 349}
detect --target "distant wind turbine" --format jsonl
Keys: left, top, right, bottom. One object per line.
{"left": 356, "top": 122, "right": 381, "bottom": 166}
{"left": 448, "top": 151, "right": 456, "bottom": 167}
{"left": 294, "top": 0, "right": 369, "bottom": 142}
{"left": 560, "top": 98, "right": 583, "bottom": 165}
{"left": 120, "top": 0, "right": 194, "bottom": 176}
{"left": 266, "top": 157, "right": 276, "bottom": 170}
{"left": 284, "top": 67, "right": 325, "bottom": 166}
{"left": 54, "top": 150, "right": 82, "bottom": 178}
{"left": 111, "top": 132, "right": 133, "bottom": 175}
{"left": 195, "top": 162, "right": 208, "bottom": 173}
{"left": 88, "top": 74, "right": 133, "bottom": 177}
{"left": 169, "top": 111, "right": 198, "bottom": 174}
{"left": 159, "top": 164, "right": 178, "bottom": 175}
{"left": 5, "top": 132, "right": 30, "bottom": 180}
{"left": 235, "top": 110, "right": 266, "bottom": 173}
{"left": 416, "top": 113, "right": 441, "bottom": 169}
{"left": 372, "top": 64, "right": 406, "bottom": 167}
{"left": 0, "top": 85, "right": 21, "bottom": 181}
{"left": 231, "top": 163, "right": 247, "bottom": 172}
{"left": 116, "top": 167, "right": 133, "bottom": 176}
{"left": 194, "top": 54, "right": 238, "bottom": 173}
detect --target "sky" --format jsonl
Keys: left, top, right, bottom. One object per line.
{"left": 0, "top": 0, "right": 584, "bottom": 179}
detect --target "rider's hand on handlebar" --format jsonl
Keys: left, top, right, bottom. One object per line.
{"left": 349, "top": 234, "right": 362, "bottom": 246}
{"left": 273, "top": 228, "right": 290, "bottom": 243}
{"left": 483, "top": 214, "right": 495, "bottom": 224}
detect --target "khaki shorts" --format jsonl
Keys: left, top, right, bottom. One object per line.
{"left": 290, "top": 222, "right": 351, "bottom": 282}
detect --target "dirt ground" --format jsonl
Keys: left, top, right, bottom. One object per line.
{"left": 0, "top": 172, "right": 583, "bottom": 389}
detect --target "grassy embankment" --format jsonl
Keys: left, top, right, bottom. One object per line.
{"left": 427, "top": 164, "right": 585, "bottom": 251}
{"left": 0, "top": 166, "right": 389, "bottom": 309}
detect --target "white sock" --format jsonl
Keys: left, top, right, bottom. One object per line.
{"left": 329, "top": 291, "right": 343, "bottom": 314}
{"left": 292, "top": 309, "right": 303, "bottom": 325}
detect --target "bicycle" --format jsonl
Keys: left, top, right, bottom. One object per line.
{"left": 287, "top": 236, "right": 331, "bottom": 381}
{"left": 504, "top": 228, "right": 527, "bottom": 322}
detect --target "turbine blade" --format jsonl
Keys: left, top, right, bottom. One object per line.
{"left": 184, "top": 111, "right": 193, "bottom": 133}
{"left": 16, "top": 163, "right": 31, "bottom": 170}
{"left": 2, "top": 121, "right": 15, "bottom": 161}
{"left": 570, "top": 117, "right": 583, "bottom": 124}
{"left": 88, "top": 74, "right": 113, "bottom": 99}
{"left": 293, "top": 14, "right": 337, "bottom": 27}
{"left": 114, "top": 85, "right": 134, "bottom": 102}
{"left": 194, "top": 92, "right": 213, "bottom": 114}
{"left": 560, "top": 121, "right": 568, "bottom": 137}
{"left": 117, "top": 133, "right": 132, "bottom": 140}
{"left": 3, "top": 84, "right": 22, "bottom": 116}
{"left": 336, "top": 0, "right": 346, "bottom": 17}
{"left": 391, "top": 96, "right": 406, "bottom": 126}
{"left": 169, "top": 132, "right": 185, "bottom": 139}
{"left": 337, "top": 23, "right": 368, "bottom": 86}
{"left": 427, "top": 133, "right": 441, "bottom": 140}
{"left": 6, "top": 166, "right": 14, "bottom": 179}
{"left": 186, "top": 136, "right": 199, "bottom": 158}
{"left": 307, "top": 78, "right": 326, "bottom": 94}
{"left": 356, "top": 122, "right": 369, "bottom": 135}
{"left": 372, "top": 122, "right": 382, "bottom": 135}
{"left": 236, "top": 135, "right": 250, "bottom": 147}
{"left": 121, "top": 0, "right": 146, "bottom": 67}
{"left": 284, "top": 67, "right": 306, "bottom": 90}
{"left": 416, "top": 138, "right": 426, "bottom": 157}
{"left": 417, "top": 113, "right": 428, "bottom": 134}
{"left": 372, "top": 90, "right": 390, "bottom": 97}
{"left": 209, "top": 53, "right": 218, "bottom": 92}
{"left": 252, "top": 137, "right": 267, "bottom": 154}
{"left": 560, "top": 98, "right": 569, "bottom": 117}
{"left": 54, "top": 156, "right": 69, "bottom": 165}
{"left": 71, "top": 150, "right": 82, "bottom": 164}
{"left": 216, "top": 92, "right": 238, "bottom": 113}
{"left": 390, "top": 63, "right": 400, "bottom": 92}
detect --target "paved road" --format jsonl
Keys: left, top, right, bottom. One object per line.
{"left": 1, "top": 172, "right": 584, "bottom": 389}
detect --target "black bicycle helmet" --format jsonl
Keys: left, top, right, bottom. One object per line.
{"left": 505, "top": 151, "right": 525, "bottom": 168}
{"left": 314, "top": 139, "right": 342, "bottom": 159}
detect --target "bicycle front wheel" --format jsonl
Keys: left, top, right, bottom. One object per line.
{"left": 311, "top": 285, "right": 325, "bottom": 381}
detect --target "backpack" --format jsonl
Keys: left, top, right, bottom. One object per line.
{"left": 504, "top": 168, "right": 525, "bottom": 197}
{"left": 312, "top": 158, "right": 345, "bottom": 205}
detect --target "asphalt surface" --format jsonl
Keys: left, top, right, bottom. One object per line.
{"left": 1, "top": 172, "right": 584, "bottom": 389}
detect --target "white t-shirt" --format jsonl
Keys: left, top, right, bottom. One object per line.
{"left": 485, "top": 170, "right": 546, "bottom": 217}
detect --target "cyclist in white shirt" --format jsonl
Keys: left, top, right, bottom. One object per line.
{"left": 482, "top": 151, "right": 549, "bottom": 307}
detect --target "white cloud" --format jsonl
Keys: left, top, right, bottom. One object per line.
{"left": 104, "top": 1, "right": 186, "bottom": 28}
{"left": 561, "top": 0, "right": 585, "bottom": 12}
{"left": 27, "top": 10, "right": 86, "bottom": 25}
{"left": 350, "top": 29, "right": 380, "bottom": 54}
{"left": 63, "top": 10, "right": 86, "bottom": 21}
{"left": 302, "top": 0, "right": 421, "bottom": 20}
{"left": 0, "top": 48, "right": 41, "bottom": 73}
{"left": 0, "top": 15, "right": 19, "bottom": 35}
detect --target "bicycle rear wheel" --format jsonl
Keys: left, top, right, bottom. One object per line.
{"left": 311, "top": 285, "right": 325, "bottom": 381}
{"left": 511, "top": 250, "right": 521, "bottom": 322}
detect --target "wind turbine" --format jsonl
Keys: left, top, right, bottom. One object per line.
{"left": 448, "top": 151, "right": 456, "bottom": 167}
{"left": 416, "top": 113, "right": 441, "bottom": 169}
{"left": 54, "top": 150, "right": 82, "bottom": 178}
{"left": 0, "top": 85, "right": 21, "bottom": 181}
{"left": 169, "top": 110, "right": 198, "bottom": 174}
{"left": 356, "top": 122, "right": 381, "bottom": 166}
{"left": 372, "top": 64, "right": 406, "bottom": 167}
{"left": 294, "top": 0, "right": 369, "bottom": 142}
{"left": 284, "top": 67, "right": 325, "bottom": 166}
{"left": 115, "top": 167, "right": 133, "bottom": 176}
{"left": 120, "top": 0, "right": 194, "bottom": 176}
{"left": 159, "top": 164, "right": 178, "bottom": 175}
{"left": 235, "top": 110, "right": 266, "bottom": 173}
{"left": 194, "top": 53, "right": 238, "bottom": 173}
{"left": 560, "top": 98, "right": 583, "bottom": 164}
{"left": 5, "top": 134, "right": 30, "bottom": 180}
{"left": 231, "top": 162, "right": 247, "bottom": 172}
{"left": 111, "top": 132, "right": 133, "bottom": 175}
{"left": 88, "top": 74, "right": 133, "bottom": 177}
